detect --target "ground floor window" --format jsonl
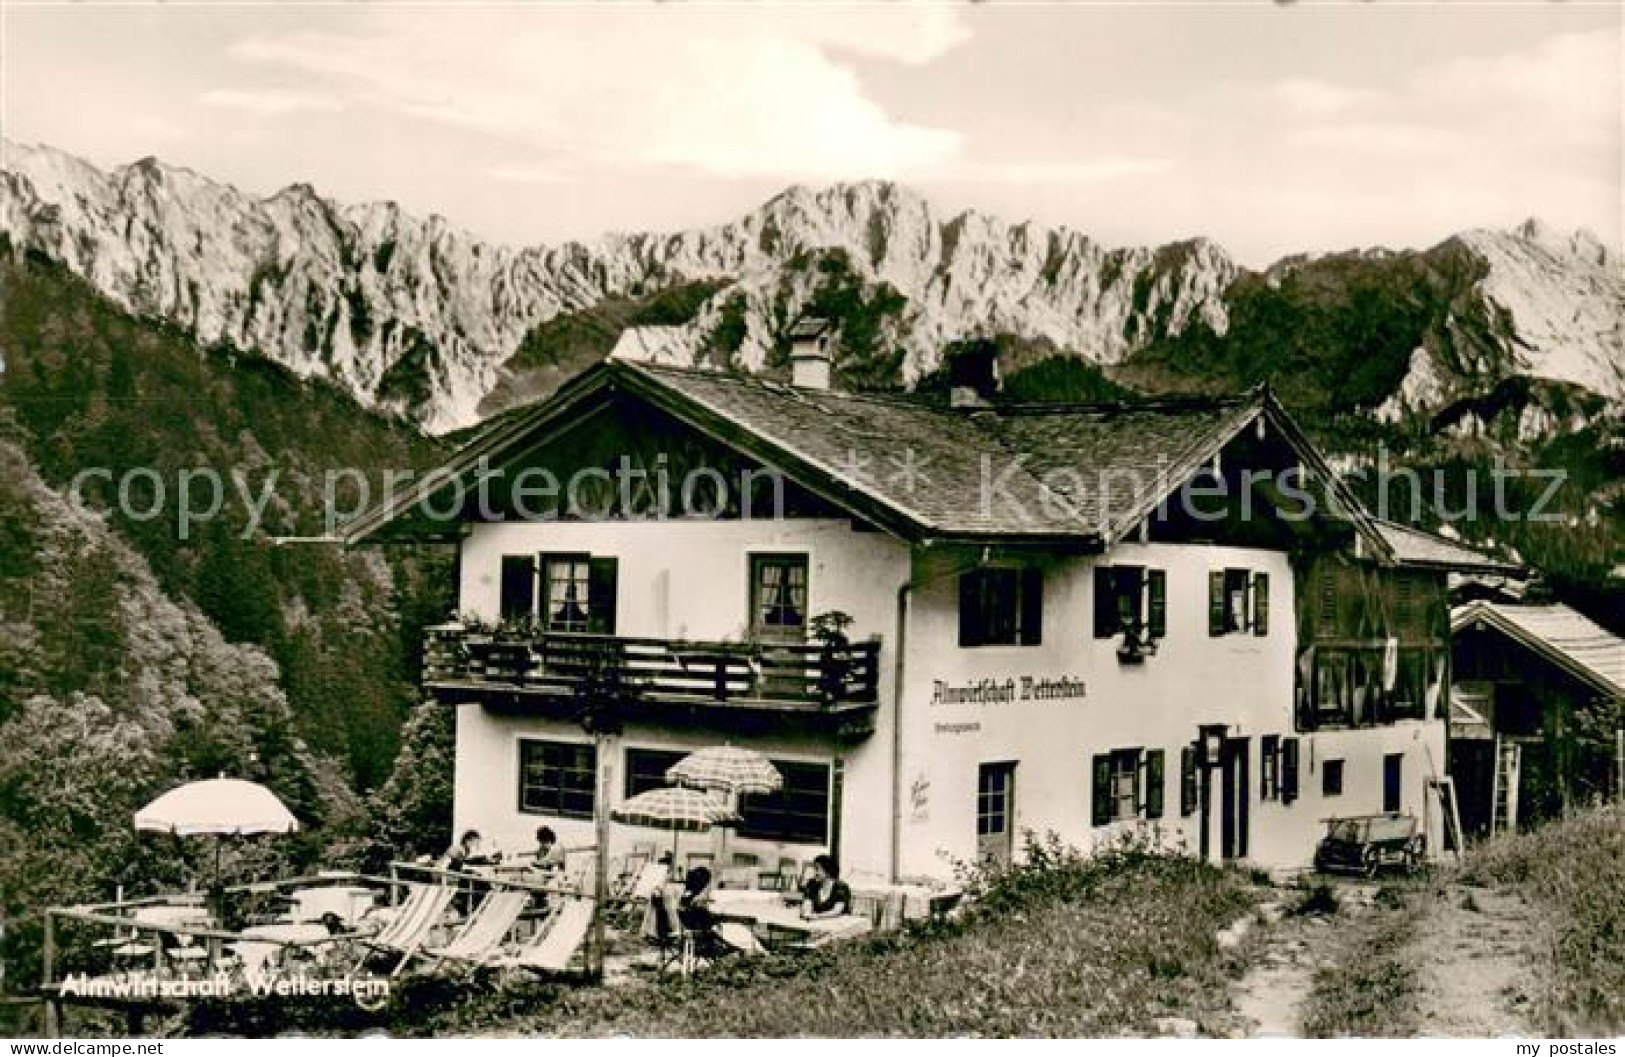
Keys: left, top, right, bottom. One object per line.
{"left": 1323, "top": 758, "right": 1344, "bottom": 797}
{"left": 737, "top": 759, "right": 831, "bottom": 845}
{"left": 518, "top": 739, "right": 596, "bottom": 819}
{"left": 1092, "top": 748, "right": 1164, "bottom": 825}
{"left": 624, "top": 747, "right": 687, "bottom": 800}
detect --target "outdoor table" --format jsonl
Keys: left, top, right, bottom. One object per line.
{"left": 707, "top": 889, "right": 871, "bottom": 948}
{"left": 230, "top": 921, "right": 332, "bottom": 978}
{"left": 286, "top": 885, "right": 378, "bottom": 927}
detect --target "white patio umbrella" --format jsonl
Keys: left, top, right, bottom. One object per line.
{"left": 135, "top": 778, "right": 300, "bottom": 837}
{"left": 665, "top": 745, "right": 784, "bottom": 799}
{"left": 135, "top": 778, "right": 299, "bottom": 902}
{"left": 611, "top": 786, "right": 739, "bottom": 868}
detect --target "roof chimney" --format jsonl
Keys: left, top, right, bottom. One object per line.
{"left": 788, "top": 316, "right": 834, "bottom": 391}
{"left": 946, "top": 339, "right": 1000, "bottom": 409}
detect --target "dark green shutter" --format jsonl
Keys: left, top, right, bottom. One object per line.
{"left": 1148, "top": 569, "right": 1167, "bottom": 638}
{"left": 587, "top": 556, "right": 618, "bottom": 634}
{"left": 1020, "top": 567, "right": 1043, "bottom": 646}
{"left": 1093, "top": 567, "right": 1117, "bottom": 638}
{"left": 1091, "top": 754, "right": 1112, "bottom": 826}
{"left": 959, "top": 573, "right": 982, "bottom": 647}
{"left": 499, "top": 555, "right": 536, "bottom": 623}
{"left": 1208, "top": 570, "right": 1226, "bottom": 636}
{"left": 1180, "top": 745, "right": 1198, "bottom": 816}
{"left": 1282, "top": 738, "right": 1300, "bottom": 804}
{"left": 1252, "top": 572, "right": 1270, "bottom": 636}
{"left": 1144, "top": 749, "right": 1165, "bottom": 819}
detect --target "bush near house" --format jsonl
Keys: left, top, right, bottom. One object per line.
{"left": 1462, "top": 804, "right": 1625, "bottom": 1035}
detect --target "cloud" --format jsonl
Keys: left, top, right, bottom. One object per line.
{"left": 225, "top": 7, "right": 968, "bottom": 181}
{"left": 984, "top": 157, "right": 1174, "bottom": 185}
{"left": 199, "top": 88, "right": 344, "bottom": 116}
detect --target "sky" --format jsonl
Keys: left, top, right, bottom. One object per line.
{"left": 1, "top": 1, "right": 1619, "bottom": 266}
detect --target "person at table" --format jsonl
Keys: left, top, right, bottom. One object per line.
{"left": 440, "top": 829, "right": 498, "bottom": 871}
{"left": 531, "top": 825, "right": 567, "bottom": 873}
{"left": 799, "top": 855, "right": 853, "bottom": 920}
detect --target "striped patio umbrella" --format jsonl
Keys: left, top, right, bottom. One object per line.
{"left": 612, "top": 786, "right": 740, "bottom": 867}
{"left": 666, "top": 745, "right": 784, "bottom": 798}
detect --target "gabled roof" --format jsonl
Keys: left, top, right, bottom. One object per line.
{"left": 1375, "top": 520, "right": 1523, "bottom": 575}
{"left": 1452, "top": 601, "right": 1625, "bottom": 699}
{"left": 341, "top": 360, "right": 1392, "bottom": 555}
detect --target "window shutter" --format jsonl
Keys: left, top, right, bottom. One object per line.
{"left": 958, "top": 573, "right": 982, "bottom": 648}
{"left": 1144, "top": 749, "right": 1165, "bottom": 819}
{"left": 1282, "top": 737, "right": 1300, "bottom": 804}
{"left": 1319, "top": 567, "right": 1338, "bottom": 627}
{"left": 1208, "top": 570, "right": 1226, "bottom": 636}
{"left": 1180, "top": 745, "right": 1198, "bottom": 817}
{"left": 1093, "top": 567, "right": 1117, "bottom": 639}
{"left": 587, "top": 556, "right": 618, "bottom": 634}
{"left": 1091, "top": 754, "right": 1112, "bottom": 826}
{"left": 1252, "top": 572, "right": 1270, "bottom": 636}
{"left": 1147, "top": 569, "right": 1167, "bottom": 639}
{"left": 499, "top": 555, "right": 536, "bottom": 623}
{"left": 1020, "top": 567, "right": 1043, "bottom": 646}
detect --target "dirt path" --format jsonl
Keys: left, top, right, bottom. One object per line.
{"left": 1220, "top": 878, "right": 1542, "bottom": 1039}
{"left": 1407, "top": 883, "right": 1540, "bottom": 1037}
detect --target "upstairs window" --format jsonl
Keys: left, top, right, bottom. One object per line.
{"left": 541, "top": 553, "right": 618, "bottom": 634}
{"left": 750, "top": 554, "right": 809, "bottom": 640}
{"left": 1094, "top": 566, "right": 1167, "bottom": 639}
{"left": 959, "top": 567, "right": 1043, "bottom": 647}
{"left": 1209, "top": 569, "right": 1269, "bottom": 637}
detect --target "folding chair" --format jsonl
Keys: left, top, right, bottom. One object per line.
{"left": 356, "top": 882, "right": 457, "bottom": 977}
{"left": 500, "top": 897, "right": 595, "bottom": 976}
{"left": 424, "top": 889, "right": 530, "bottom": 969}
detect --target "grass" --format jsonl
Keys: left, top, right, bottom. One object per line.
{"left": 1461, "top": 804, "right": 1625, "bottom": 1035}
{"left": 180, "top": 839, "right": 1256, "bottom": 1038}
{"left": 1299, "top": 885, "right": 1426, "bottom": 1038}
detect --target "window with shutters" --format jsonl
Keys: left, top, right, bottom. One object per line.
{"left": 959, "top": 567, "right": 1043, "bottom": 647}
{"left": 1210, "top": 568, "right": 1267, "bottom": 636}
{"left": 1091, "top": 748, "right": 1162, "bottom": 824}
{"left": 541, "top": 553, "right": 617, "bottom": 634}
{"left": 1094, "top": 566, "right": 1167, "bottom": 640}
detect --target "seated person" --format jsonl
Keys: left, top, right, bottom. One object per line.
{"left": 676, "top": 865, "right": 715, "bottom": 932}
{"left": 440, "top": 829, "right": 499, "bottom": 871}
{"left": 799, "top": 854, "right": 853, "bottom": 920}
{"left": 531, "top": 826, "right": 567, "bottom": 872}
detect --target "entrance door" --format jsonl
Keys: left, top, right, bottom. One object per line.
{"left": 1220, "top": 738, "right": 1250, "bottom": 860}
{"left": 1384, "top": 753, "right": 1403, "bottom": 814}
{"left": 976, "top": 762, "right": 1017, "bottom": 865}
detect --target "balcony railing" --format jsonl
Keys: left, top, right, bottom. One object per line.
{"left": 422, "top": 625, "right": 882, "bottom": 713}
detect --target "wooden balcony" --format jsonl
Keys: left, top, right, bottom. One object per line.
{"left": 422, "top": 625, "right": 882, "bottom": 737}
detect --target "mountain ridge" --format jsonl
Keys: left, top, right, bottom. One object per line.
{"left": 1, "top": 139, "right": 1618, "bottom": 434}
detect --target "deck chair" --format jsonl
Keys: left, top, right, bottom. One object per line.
{"left": 357, "top": 882, "right": 457, "bottom": 977}
{"left": 424, "top": 889, "right": 530, "bottom": 969}
{"left": 499, "top": 897, "right": 595, "bottom": 975}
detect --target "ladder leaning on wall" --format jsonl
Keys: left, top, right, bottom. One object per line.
{"left": 1489, "top": 734, "right": 1522, "bottom": 837}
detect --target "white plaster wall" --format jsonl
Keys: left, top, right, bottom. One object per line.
{"left": 450, "top": 518, "right": 910, "bottom": 880}
{"left": 894, "top": 542, "right": 1447, "bottom": 875}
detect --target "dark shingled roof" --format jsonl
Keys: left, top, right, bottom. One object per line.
{"left": 342, "top": 359, "right": 1394, "bottom": 556}
{"left": 1374, "top": 520, "right": 1523, "bottom": 574}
